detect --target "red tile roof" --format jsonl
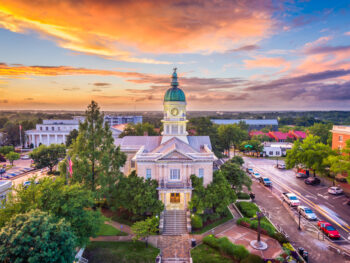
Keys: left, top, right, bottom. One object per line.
{"left": 249, "top": 131, "right": 266, "bottom": 137}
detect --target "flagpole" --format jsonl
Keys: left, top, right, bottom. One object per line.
{"left": 19, "top": 124, "right": 22, "bottom": 152}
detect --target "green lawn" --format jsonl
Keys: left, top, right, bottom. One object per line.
{"left": 111, "top": 214, "right": 134, "bottom": 226}
{"left": 96, "top": 223, "right": 128, "bottom": 236}
{"left": 191, "top": 244, "right": 233, "bottom": 263}
{"left": 84, "top": 241, "right": 159, "bottom": 263}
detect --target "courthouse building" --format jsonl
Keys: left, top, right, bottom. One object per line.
{"left": 115, "top": 69, "right": 217, "bottom": 210}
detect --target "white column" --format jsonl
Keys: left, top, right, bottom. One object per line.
{"left": 55, "top": 134, "right": 58, "bottom": 144}
{"left": 39, "top": 134, "right": 42, "bottom": 146}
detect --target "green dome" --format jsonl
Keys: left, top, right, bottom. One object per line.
{"left": 164, "top": 67, "right": 186, "bottom": 102}
{"left": 164, "top": 87, "right": 186, "bottom": 102}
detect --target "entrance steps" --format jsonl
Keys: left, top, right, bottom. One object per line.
{"left": 163, "top": 210, "right": 188, "bottom": 236}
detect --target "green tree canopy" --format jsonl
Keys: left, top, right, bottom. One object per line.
{"left": 0, "top": 145, "right": 14, "bottom": 155}
{"left": 5, "top": 151, "right": 20, "bottom": 165}
{"left": 308, "top": 123, "right": 333, "bottom": 145}
{"left": 119, "top": 122, "right": 158, "bottom": 137}
{"left": 111, "top": 171, "right": 164, "bottom": 221}
{"left": 220, "top": 160, "right": 252, "bottom": 191}
{"left": 218, "top": 124, "right": 248, "bottom": 157}
{"left": 62, "top": 100, "right": 126, "bottom": 201}
{"left": 0, "top": 177, "right": 102, "bottom": 246}
{"left": 65, "top": 128, "right": 79, "bottom": 147}
{"left": 327, "top": 139, "right": 350, "bottom": 183}
{"left": 30, "top": 144, "right": 66, "bottom": 173}
{"left": 2, "top": 122, "right": 25, "bottom": 146}
{"left": 0, "top": 210, "right": 76, "bottom": 263}
{"left": 131, "top": 217, "right": 159, "bottom": 247}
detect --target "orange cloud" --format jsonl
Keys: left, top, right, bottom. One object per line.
{"left": 244, "top": 56, "right": 290, "bottom": 70}
{"left": 0, "top": 0, "right": 275, "bottom": 62}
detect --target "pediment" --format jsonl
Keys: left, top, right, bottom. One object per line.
{"left": 158, "top": 150, "right": 193, "bottom": 161}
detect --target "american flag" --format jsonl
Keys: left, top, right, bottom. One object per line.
{"left": 67, "top": 155, "right": 73, "bottom": 177}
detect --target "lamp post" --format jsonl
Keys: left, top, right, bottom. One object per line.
{"left": 298, "top": 210, "right": 301, "bottom": 231}
{"left": 250, "top": 212, "right": 268, "bottom": 250}
{"left": 276, "top": 157, "right": 279, "bottom": 168}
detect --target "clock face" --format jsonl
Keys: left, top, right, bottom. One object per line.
{"left": 171, "top": 108, "right": 179, "bottom": 116}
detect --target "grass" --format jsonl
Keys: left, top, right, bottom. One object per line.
{"left": 191, "top": 244, "right": 233, "bottom": 263}
{"left": 96, "top": 223, "right": 128, "bottom": 236}
{"left": 192, "top": 208, "right": 233, "bottom": 234}
{"left": 111, "top": 214, "right": 134, "bottom": 226}
{"left": 84, "top": 241, "right": 159, "bottom": 263}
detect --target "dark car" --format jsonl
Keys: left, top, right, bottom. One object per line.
{"left": 304, "top": 177, "right": 321, "bottom": 185}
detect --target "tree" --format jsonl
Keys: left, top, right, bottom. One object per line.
{"left": 0, "top": 145, "right": 14, "bottom": 155}
{"left": 131, "top": 217, "right": 158, "bottom": 247}
{"left": 0, "top": 117, "right": 8, "bottom": 129}
{"left": 286, "top": 135, "right": 334, "bottom": 176}
{"left": 327, "top": 139, "right": 350, "bottom": 183}
{"left": 218, "top": 124, "right": 248, "bottom": 157}
{"left": 3, "top": 122, "right": 25, "bottom": 146}
{"left": 221, "top": 160, "right": 252, "bottom": 191}
{"left": 62, "top": 101, "right": 126, "bottom": 200}
{"left": 111, "top": 172, "right": 164, "bottom": 221}
{"left": 0, "top": 210, "right": 76, "bottom": 263}
{"left": 240, "top": 140, "right": 263, "bottom": 157}
{"left": 66, "top": 129, "right": 79, "bottom": 147}
{"left": 119, "top": 122, "right": 158, "bottom": 137}
{"left": 5, "top": 151, "right": 20, "bottom": 165}
{"left": 0, "top": 177, "right": 102, "bottom": 246}
{"left": 308, "top": 123, "right": 333, "bottom": 145}
{"left": 30, "top": 144, "right": 66, "bottom": 173}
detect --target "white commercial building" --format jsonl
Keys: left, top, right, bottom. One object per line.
{"left": 104, "top": 115, "right": 142, "bottom": 126}
{"left": 263, "top": 142, "right": 293, "bottom": 157}
{"left": 25, "top": 116, "right": 84, "bottom": 147}
{"left": 0, "top": 180, "right": 12, "bottom": 206}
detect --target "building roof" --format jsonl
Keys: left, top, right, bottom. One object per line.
{"left": 268, "top": 131, "right": 290, "bottom": 140}
{"left": 114, "top": 136, "right": 212, "bottom": 153}
{"left": 292, "top": 130, "right": 306, "bottom": 139}
{"left": 211, "top": 119, "right": 278, "bottom": 125}
{"left": 331, "top": 125, "right": 350, "bottom": 135}
{"left": 112, "top": 123, "right": 128, "bottom": 132}
{"left": 249, "top": 131, "right": 267, "bottom": 137}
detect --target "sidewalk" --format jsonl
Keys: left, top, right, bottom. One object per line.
{"left": 252, "top": 182, "right": 347, "bottom": 263}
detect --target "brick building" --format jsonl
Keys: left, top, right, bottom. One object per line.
{"left": 331, "top": 125, "right": 350, "bottom": 151}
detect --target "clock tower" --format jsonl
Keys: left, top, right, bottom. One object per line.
{"left": 161, "top": 68, "right": 189, "bottom": 144}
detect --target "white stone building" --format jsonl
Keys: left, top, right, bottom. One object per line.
{"left": 25, "top": 116, "right": 84, "bottom": 147}
{"left": 115, "top": 69, "right": 217, "bottom": 210}
{"left": 263, "top": 142, "right": 293, "bottom": 157}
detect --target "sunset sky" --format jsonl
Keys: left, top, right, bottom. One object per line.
{"left": 1, "top": 0, "right": 350, "bottom": 111}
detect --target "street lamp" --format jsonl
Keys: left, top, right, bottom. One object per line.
{"left": 298, "top": 210, "right": 301, "bottom": 231}
{"left": 250, "top": 212, "right": 268, "bottom": 250}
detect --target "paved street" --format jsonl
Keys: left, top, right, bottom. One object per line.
{"left": 244, "top": 157, "right": 350, "bottom": 245}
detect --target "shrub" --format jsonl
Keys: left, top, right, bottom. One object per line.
{"left": 236, "top": 202, "right": 259, "bottom": 218}
{"left": 273, "top": 232, "right": 289, "bottom": 244}
{"left": 241, "top": 254, "right": 264, "bottom": 263}
{"left": 218, "top": 237, "right": 235, "bottom": 256}
{"left": 191, "top": 214, "right": 203, "bottom": 229}
{"left": 232, "top": 244, "right": 249, "bottom": 260}
{"left": 250, "top": 220, "right": 276, "bottom": 236}
{"left": 203, "top": 235, "right": 220, "bottom": 249}
{"left": 237, "top": 192, "right": 250, "bottom": 199}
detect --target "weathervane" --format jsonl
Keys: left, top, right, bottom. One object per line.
{"left": 173, "top": 67, "right": 177, "bottom": 73}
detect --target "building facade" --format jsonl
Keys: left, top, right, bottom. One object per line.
{"left": 25, "top": 116, "right": 84, "bottom": 147}
{"left": 104, "top": 115, "right": 142, "bottom": 126}
{"left": 115, "top": 69, "right": 217, "bottom": 210}
{"left": 331, "top": 125, "right": 350, "bottom": 151}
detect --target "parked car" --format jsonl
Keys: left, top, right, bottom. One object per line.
{"left": 328, "top": 186, "right": 343, "bottom": 195}
{"left": 277, "top": 163, "right": 286, "bottom": 169}
{"left": 21, "top": 155, "right": 30, "bottom": 160}
{"left": 282, "top": 192, "right": 300, "bottom": 207}
{"left": 296, "top": 172, "right": 308, "bottom": 178}
{"left": 297, "top": 206, "right": 317, "bottom": 220}
{"left": 246, "top": 168, "right": 254, "bottom": 174}
{"left": 259, "top": 177, "right": 272, "bottom": 187}
{"left": 252, "top": 172, "right": 261, "bottom": 179}
{"left": 304, "top": 177, "right": 320, "bottom": 185}
{"left": 317, "top": 221, "right": 340, "bottom": 239}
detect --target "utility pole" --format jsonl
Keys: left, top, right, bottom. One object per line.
{"left": 298, "top": 210, "right": 301, "bottom": 230}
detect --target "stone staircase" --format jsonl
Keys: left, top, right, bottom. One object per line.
{"left": 163, "top": 210, "right": 187, "bottom": 235}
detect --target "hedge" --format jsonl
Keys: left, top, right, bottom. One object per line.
{"left": 236, "top": 202, "right": 259, "bottom": 218}
{"left": 236, "top": 192, "right": 250, "bottom": 200}
{"left": 240, "top": 254, "right": 264, "bottom": 263}
{"left": 191, "top": 214, "right": 203, "bottom": 229}
{"left": 203, "top": 235, "right": 249, "bottom": 261}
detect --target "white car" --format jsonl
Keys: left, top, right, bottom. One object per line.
{"left": 21, "top": 155, "right": 30, "bottom": 160}
{"left": 252, "top": 172, "right": 261, "bottom": 179}
{"left": 282, "top": 192, "right": 301, "bottom": 207}
{"left": 328, "top": 186, "right": 343, "bottom": 195}
{"left": 297, "top": 206, "right": 317, "bottom": 221}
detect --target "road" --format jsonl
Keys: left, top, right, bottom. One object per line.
{"left": 244, "top": 157, "right": 350, "bottom": 247}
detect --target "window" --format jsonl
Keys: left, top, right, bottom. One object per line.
{"left": 40, "top": 127, "right": 42, "bottom": 131}
{"left": 276, "top": 151, "right": 280, "bottom": 156}
{"left": 58, "top": 127, "right": 60, "bottom": 131}
{"left": 269, "top": 151, "right": 273, "bottom": 155}
{"left": 46, "top": 127, "right": 48, "bottom": 131}
{"left": 339, "top": 135, "right": 343, "bottom": 142}
{"left": 146, "top": 169, "right": 152, "bottom": 179}
{"left": 171, "top": 125, "right": 178, "bottom": 134}
{"left": 166, "top": 125, "right": 169, "bottom": 134}
{"left": 198, "top": 168, "right": 204, "bottom": 178}
{"left": 52, "top": 127, "right": 54, "bottom": 131}
{"left": 131, "top": 160, "right": 135, "bottom": 168}
{"left": 170, "top": 169, "right": 180, "bottom": 180}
